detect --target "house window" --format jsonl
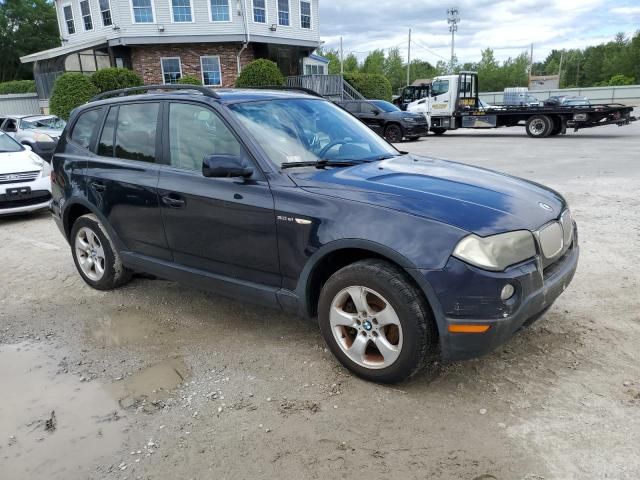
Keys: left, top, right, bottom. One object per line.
{"left": 80, "top": 0, "right": 93, "bottom": 30}
{"left": 171, "top": 0, "right": 192, "bottom": 22}
{"left": 99, "top": 0, "right": 112, "bottom": 26}
{"left": 161, "top": 57, "right": 182, "bottom": 84}
{"left": 210, "top": 0, "right": 230, "bottom": 21}
{"left": 253, "top": 0, "right": 266, "bottom": 23}
{"left": 300, "top": 0, "right": 311, "bottom": 29}
{"left": 131, "top": 0, "right": 154, "bottom": 23}
{"left": 277, "top": 0, "right": 289, "bottom": 26}
{"left": 63, "top": 5, "right": 75, "bottom": 34}
{"left": 304, "top": 64, "right": 324, "bottom": 75}
{"left": 200, "top": 56, "right": 222, "bottom": 86}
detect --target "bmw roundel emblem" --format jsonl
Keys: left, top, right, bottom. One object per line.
{"left": 538, "top": 202, "right": 553, "bottom": 211}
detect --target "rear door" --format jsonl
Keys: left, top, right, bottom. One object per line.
{"left": 86, "top": 101, "right": 170, "bottom": 260}
{"left": 157, "top": 101, "right": 280, "bottom": 287}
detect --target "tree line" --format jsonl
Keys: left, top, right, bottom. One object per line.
{"left": 320, "top": 31, "right": 640, "bottom": 93}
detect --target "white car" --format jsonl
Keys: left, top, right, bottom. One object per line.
{"left": 0, "top": 131, "right": 52, "bottom": 215}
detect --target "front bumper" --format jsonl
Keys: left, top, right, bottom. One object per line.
{"left": 414, "top": 230, "right": 579, "bottom": 362}
{"left": 0, "top": 176, "right": 52, "bottom": 216}
{"left": 403, "top": 123, "right": 429, "bottom": 137}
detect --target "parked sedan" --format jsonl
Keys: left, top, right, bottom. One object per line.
{"left": 337, "top": 100, "right": 429, "bottom": 142}
{"left": 0, "top": 114, "right": 66, "bottom": 161}
{"left": 0, "top": 132, "right": 52, "bottom": 215}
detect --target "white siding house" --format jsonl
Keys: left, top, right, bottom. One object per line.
{"left": 22, "top": 0, "right": 321, "bottom": 99}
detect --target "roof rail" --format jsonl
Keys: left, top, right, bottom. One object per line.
{"left": 90, "top": 84, "right": 221, "bottom": 102}
{"left": 246, "top": 85, "right": 324, "bottom": 98}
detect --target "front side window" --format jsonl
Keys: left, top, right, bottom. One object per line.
{"left": 168, "top": 103, "right": 240, "bottom": 171}
{"left": 99, "top": 0, "right": 112, "bottom": 26}
{"left": 71, "top": 109, "right": 102, "bottom": 149}
{"left": 431, "top": 79, "right": 449, "bottom": 97}
{"left": 300, "top": 0, "right": 311, "bottom": 29}
{"left": 210, "top": 0, "right": 230, "bottom": 21}
{"left": 161, "top": 57, "right": 182, "bottom": 84}
{"left": 277, "top": 0, "right": 289, "bottom": 25}
{"left": 131, "top": 0, "right": 154, "bottom": 23}
{"left": 80, "top": 0, "right": 93, "bottom": 30}
{"left": 63, "top": 5, "right": 75, "bottom": 34}
{"left": 200, "top": 56, "right": 222, "bottom": 86}
{"left": 115, "top": 103, "right": 160, "bottom": 163}
{"left": 229, "top": 99, "right": 397, "bottom": 168}
{"left": 253, "top": 0, "right": 266, "bottom": 23}
{"left": 171, "top": 0, "right": 192, "bottom": 22}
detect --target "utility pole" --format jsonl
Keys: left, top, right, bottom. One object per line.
{"left": 558, "top": 50, "right": 564, "bottom": 88}
{"left": 406, "top": 28, "right": 411, "bottom": 86}
{"left": 447, "top": 7, "right": 460, "bottom": 70}
{"left": 528, "top": 43, "right": 534, "bottom": 86}
{"left": 576, "top": 61, "right": 580, "bottom": 87}
{"left": 340, "top": 36, "right": 344, "bottom": 75}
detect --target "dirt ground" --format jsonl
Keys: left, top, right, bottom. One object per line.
{"left": 1, "top": 119, "right": 639, "bottom": 480}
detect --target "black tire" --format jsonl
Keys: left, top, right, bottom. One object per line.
{"left": 318, "top": 259, "right": 438, "bottom": 384}
{"left": 431, "top": 128, "right": 447, "bottom": 135}
{"left": 525, "top": 115, "right": 552, "bottom": 138}
{"left": 549, "top": 116, "right": 562, "bottom": 136}
{"left": 384, "top": 124, "right": 403, "bottom": 143}
{"left": 407, "top": 136, "right": 421, "bottom": 142}
{"left": 70, "top": 213, "right": 132, "bottom": 290}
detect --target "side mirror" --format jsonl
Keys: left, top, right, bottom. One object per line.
{"left": 202, "top": 154, "right": 253, "bottom": 178}
{"left": 373, "top": 109, "right": 381, "bottom": 115}
{"left": 23, "top": 144, "right": 32, "bottom": 151}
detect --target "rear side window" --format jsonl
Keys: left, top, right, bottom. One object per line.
{"left": 114, "top": 103, "right": 159, "bottom": 163}
{"left": 70, "top": 109, "right": 102, "bottom": 149}
{"left": 342, "top": 102, "right": 360, "bottom": 114}
{"left": 97, "top": 107, "right": 117, "bottom": 157}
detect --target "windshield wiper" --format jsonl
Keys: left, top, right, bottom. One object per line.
{"left": 281, "top": 159, "right": 371, "bottom": 170}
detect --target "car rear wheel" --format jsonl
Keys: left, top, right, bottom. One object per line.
{"left": 384, "top": 124, "right": 403, "bottom": 143}
{"left": 526, "top": 115, "right": 552, "bottom": 138}
{"left": 318, "top": 259, "right": 438, "bottom": 383}
{"left": 70, "top": 214, "right": 132, "bottom": 290}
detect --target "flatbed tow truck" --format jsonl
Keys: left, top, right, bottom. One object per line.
{"left": 406, "top": 71, "right": 637, "bottom": 138}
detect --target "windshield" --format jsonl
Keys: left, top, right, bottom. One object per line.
{"left": 431, "top": 80, "right": 449, "bottom": 96}
{"left": 19, "top": 116, "right": 66, "bottom": 130}
{"left": 371, "top": 100, "right": 400, "bottom": 113}
{"left": 229, "top": 99, "right": 398, "bottom": 167}
{"left": 0, "top": 132, "right": 24, "bottom": 153}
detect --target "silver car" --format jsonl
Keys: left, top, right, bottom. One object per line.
{"left": 0, "top": 114, "right": 66, "bottom": 161}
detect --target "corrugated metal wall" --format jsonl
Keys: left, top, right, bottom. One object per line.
{"left": 480, "top": 85, "right": 640, "bottom": 106}
{"left": 0, "top": 94, "right": 41, "bottom": 115}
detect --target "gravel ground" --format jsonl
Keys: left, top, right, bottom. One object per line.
{"left": 1, "top": 120, "right": 639, "bottom": 480}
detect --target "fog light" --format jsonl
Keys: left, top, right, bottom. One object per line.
{"left": 501, "top": 284, "right": 515, "bottom": 301}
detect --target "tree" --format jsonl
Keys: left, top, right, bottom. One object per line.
{"left": 608, "top": 74, "right": 634, "bottom": 86}
{"left": 362, "top": 49, "right": 385, "bottom": 75}
{"left": 0, "top": 0, "right": 60, "bottom": 81}
{"left": 343, "top": 53, "right": 359, "bottom": 73}
{"left": 317, "top": 48, "right": 342, "bottom": 74}
{"left": 49, "top": 73, "right": 97, "bottom": 120}
{"left": 383, "top": 48, "right": 405, "bottom": 91}
{"left": 91, "top": 68, "right": 143, "bottom": 93}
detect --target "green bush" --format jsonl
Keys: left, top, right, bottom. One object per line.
{"left": 91, "top": 68, "right": 143, "bottom": 93}
{"left": 235, "top": 59, "right": 284, "bottom": 87}
{"left": 344, "top": 73, "right": 393, "bottom": 101}
{"left": 50, "top": 73, "right": 97, "bottom": 120}
{"left": 0, "top": 80, "right": 37, "bottom": 95}
{"left": 608, "top": 74, "right": 635, "bottom": 86}
{"left": 177, "top": 74, "right": 202, "bottom": 85}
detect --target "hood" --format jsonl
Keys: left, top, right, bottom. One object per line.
{"left": 387, "top": 110, "right": 424, "bottom": 121}
{"left": 288, "top": 155, "right": 566, "bottom": 236}
{"left": 0, "top": 150, "right": 45, "bottom": 175}
{"left": 26, "top": 128, "right": 63, "bottom": 139}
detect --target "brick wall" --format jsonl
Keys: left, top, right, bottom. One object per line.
{"left": 131, "top": 43, "right": 256, "bottom": 87}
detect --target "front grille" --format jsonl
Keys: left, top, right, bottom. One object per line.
{"left": 0, "top": 190, "right": 51, "bottom": 209}
{"left": 538, "top": 221, "right": 563, "bottom": 258}
{"left": 0, "top": 170, "right": 40, "bottom": 184}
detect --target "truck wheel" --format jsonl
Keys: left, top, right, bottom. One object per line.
{"left": 431, "top": 128, "right": 447, "bottom": 135}
{"left": 384, "top": 124, "right": 403, "bottom": 143}
{"left": 526, "top": 115, "right": 552, "bottom": 138}
{"left": 70, "top": 214, "right": 132, "bottom": 290}
{"left": 318, "top": 259, "right": 438, "bottom": 384}
{"left": 549, "top": 117, "right": 563, "bottom": 136}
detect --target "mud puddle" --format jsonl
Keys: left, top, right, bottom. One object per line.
{"left": 90, "top": 307, "right": 164, "bottom": 347}
{"left": 0, "top": 342, "right": 125, "bottom": 480}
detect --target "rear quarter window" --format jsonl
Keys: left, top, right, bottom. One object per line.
{"left": 70, "top": 109, "right": 103, "bottom": 149}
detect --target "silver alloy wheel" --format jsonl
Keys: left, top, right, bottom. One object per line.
{"left": 330, "top": 286, "right": 403, "bottom": 369}
{"left": 75, "top": 226, "right": 106, "bottom": 281}
{"left": 529, "top": 118, "right": 546, "bottom": 136}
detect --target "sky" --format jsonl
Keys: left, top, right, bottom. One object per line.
{"left": 319, "top": 0, "right": 640, "bottom": 65}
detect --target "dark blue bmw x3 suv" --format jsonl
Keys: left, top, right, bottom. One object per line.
{"left": 50, "top": 85, "right": 578, "bottom": 383}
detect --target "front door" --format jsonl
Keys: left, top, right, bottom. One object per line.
{"left": 430, "top": 78, "right": 455, "bottom": 116}
{"left": 158, "top": 102, "right": 280, "bottom": 287}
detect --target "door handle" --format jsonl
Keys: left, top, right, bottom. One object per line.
{"left": 90, "top": 181, "right": 106, "bottom": 192}
{"left": 161, "top": 194, "right": 185, "bottom": 208}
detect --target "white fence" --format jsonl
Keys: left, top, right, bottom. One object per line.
{"left": 480, "top": 85, "right": 640, "bottom": 106}
{"left": 0, "top": 93, "right": 41, "bottom": 115}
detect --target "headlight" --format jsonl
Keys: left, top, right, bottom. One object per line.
{"left": 35, "top": 133, "right": 55, "bottom": 143}
{"left": 403, "top": 117, "right": 417, "bottom": 122}
{"left": 453, "top": 230, "right": 536, "bottom": 271}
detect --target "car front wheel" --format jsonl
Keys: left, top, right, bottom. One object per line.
{"left": 384, "top": 124, "right": 403, "bottom": 143}
{"left": 70, "top": 213, "right": 132, "bottom": 290}
{"left": 318, "top": 259, "right": 438, "bottom": 383}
